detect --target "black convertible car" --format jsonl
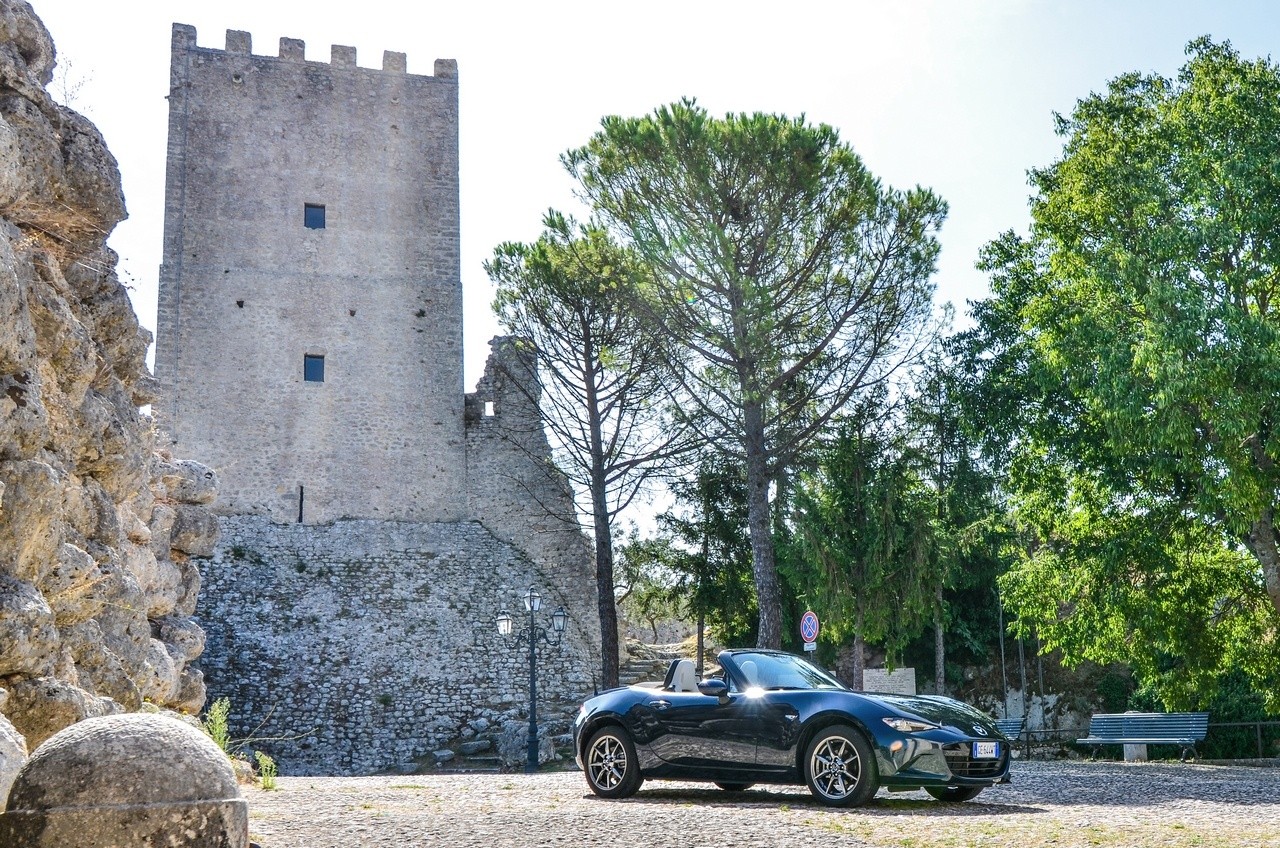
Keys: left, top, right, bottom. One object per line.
{"left": 573, "top": 649, "right": 1011, "bottom": 807}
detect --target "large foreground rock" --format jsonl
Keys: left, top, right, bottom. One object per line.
{"left": 0, "top": 713, "right": 247, "bottom": 847}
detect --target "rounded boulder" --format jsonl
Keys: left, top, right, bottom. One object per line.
{"left": 0, "top": 712, "right": 247, "bottom": 847}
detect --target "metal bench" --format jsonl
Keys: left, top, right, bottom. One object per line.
{"left": 994, "top": 717, "right": 1026, "bottom": 752}
{"left": 994, "top": 717, "right": 1025, "bottom": 741}
{"left": 1076, "top": 712, "right": 1209, "bottom": 761}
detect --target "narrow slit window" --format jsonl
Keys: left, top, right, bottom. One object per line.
{"left": 304, "top": 203, "right": 326, "bottom": 229}
{"left": 484, "top": 401, "right": 495, "bottom": 417}
{"left": 304, "top": 354, "right": 325, "bottom": 382}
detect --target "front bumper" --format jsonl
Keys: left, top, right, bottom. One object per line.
{"left": 878, "top": 735, "right": 1012, "bottom": 787}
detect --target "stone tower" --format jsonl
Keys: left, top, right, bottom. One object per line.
{"left": 153, "top": 25, "right": 601, "bottom": 775}
{"left": 155, "top": 25, "right": 464, "bottom": 525}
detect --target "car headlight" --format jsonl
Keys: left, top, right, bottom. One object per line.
{"left": 882, "top": 717, "right": 939, "bottom": 733}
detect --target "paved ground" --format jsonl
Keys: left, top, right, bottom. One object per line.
{"left": 244, "top": 760, "right": 1280, "bottom": 848}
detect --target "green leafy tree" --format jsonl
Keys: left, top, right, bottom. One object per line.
{"left": 487, "top": 212, "right": 687, "bottom": 688}
{"left": 970, "top": 38, "right": 1280, "bottom": 706}
{"left": 905, "top": 352, "right": 1013, "bottom": 693}
{"left": 618, "top": 453, "right": 758, "bottom": 656}
{"left": 567, "top": 100, "right": 946, "bottom": 648}
{"left": 791, "top": 392, "right": 938, "bottom": 687}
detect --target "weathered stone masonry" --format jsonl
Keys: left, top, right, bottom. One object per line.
{"left": 202, "top": 518, "right": 595, "bottom": 776}
{"left": 156, "top": 26, "right": 602, "bottom": 775}
{"left": 155, "top": 24, "right": 465, "bottom": 525}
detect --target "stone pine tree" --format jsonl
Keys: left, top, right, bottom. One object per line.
{"left": 487, "top": 211, "right": 684, "bottom": 688}
{"left": 566, "top": 100, "right": 946, "bottom": 648}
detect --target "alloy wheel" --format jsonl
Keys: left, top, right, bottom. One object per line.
{"left": 809, "top": 734, "right": 862, "bottom": 800}
{"left": 588, "top": 734, "right": 627, "bottom": 791}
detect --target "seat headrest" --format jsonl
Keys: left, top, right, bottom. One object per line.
{"left": 672, "top": 659, "right": 698, "bottom": 692}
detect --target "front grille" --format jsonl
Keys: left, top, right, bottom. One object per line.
{"left": 943, "top": 742, "right": 1008, "bottom": 779}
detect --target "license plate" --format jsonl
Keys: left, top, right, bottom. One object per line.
{"left": 973, "top": 741, "right": 998, "bottom": 759}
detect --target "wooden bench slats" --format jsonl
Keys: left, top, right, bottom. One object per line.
{"left": 1076, "top": 712, "right": 1209, "bottom": 760}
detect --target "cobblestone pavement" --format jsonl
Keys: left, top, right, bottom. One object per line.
{"left": 244, "top": 760, "right": 1280, "bottom": 848}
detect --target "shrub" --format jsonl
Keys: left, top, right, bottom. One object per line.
{"left": 255, "top": 751, "right": 278, "bottom": 790}
{"left": 202, "top": 697, "right": 232, "bottom": 755}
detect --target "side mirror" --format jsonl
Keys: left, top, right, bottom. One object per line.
{"left": 697, "top": 678, "right": 730, "bottom": 703}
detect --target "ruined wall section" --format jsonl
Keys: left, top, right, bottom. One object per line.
{"left": 198, "top": 517, "right": 597, "bottom": 775}
{"left": 0, "top": 1, "right": 220, "bottom": 793}
{"left": 155, "top": 26, "right": 464, "bottom": 525}
{"left": 465, "top": 337, "right": 603, "bottom": 676}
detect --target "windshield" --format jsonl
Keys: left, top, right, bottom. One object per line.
{"left": 728, "top": 651, "right": 846, "bottom": 691}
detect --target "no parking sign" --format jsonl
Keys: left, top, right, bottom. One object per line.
{"left": 800, "top": 610, "right": 819, "bottom": 651}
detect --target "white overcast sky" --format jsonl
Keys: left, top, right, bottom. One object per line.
{"left": 36, "top": 1, "right": 1280, "bottom": 388}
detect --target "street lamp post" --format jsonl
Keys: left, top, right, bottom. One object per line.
{"left": 495, "top": 586, "right": 567, "bottom": 773}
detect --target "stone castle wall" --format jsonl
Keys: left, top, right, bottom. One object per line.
{"left": 154, "top": 25, "right": 465, "bottom": 525}
{"left": 197, "top": 338, "right": 605, "bottom": 775}
{"left": 157, "top": 27, "right": 607, "bottom": 775}
{"left": 465, "top": 338, "right": 603, "bottom": 669}
{"left": 199, "top": 516, "right": 597, "bottom": 775}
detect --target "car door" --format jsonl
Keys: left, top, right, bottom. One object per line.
{"left": 752, "top": 691, "right": 807, "bottom": 770}
{"left": 640, "top": 689, "right": 759, "bottom": 772}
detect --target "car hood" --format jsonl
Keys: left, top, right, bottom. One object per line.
{"left": 872, "top": 694, "right": 999, "bottom": 735}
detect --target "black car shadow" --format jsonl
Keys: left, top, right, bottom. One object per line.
{"left": 587, "top": 786, "right": 1046, "bottom": 816}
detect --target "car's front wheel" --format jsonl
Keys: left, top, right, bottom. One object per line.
{"left": 803, "top": 725, "right": 878, "bottom": 807}
{"left": 584, "top": 726, "right": 643, "bottom": 799}
{"left": 925, "top": 785, "right": 984, "bottom": 802}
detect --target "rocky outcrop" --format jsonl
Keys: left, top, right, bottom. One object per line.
{"left": 0, "top": 0, "right": 217, "bottom": 773}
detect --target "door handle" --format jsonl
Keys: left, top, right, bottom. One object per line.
{"left": 648, "top": 699, "right": 671, "bottom": 710}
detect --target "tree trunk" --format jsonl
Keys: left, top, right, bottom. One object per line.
{"left": 835, "top": 606, "right": 868, "bottom": 689}
{"left": 1245, "top": 508, "right": 1280, "bottom": 618}
{"left": 933, "top": 583, "right": 945, "bottom": 695}
{"left": 851, "top": 605, "right": 866, "bottom": 691}
{"left": 696, "top": 610, "right": 706, "bottom": 679}
{"left": 743, "top": 399, "right": 782, "bottom": 649}
{"left": 1016, "top": 627, "right": 1028, "bottom": 714}
{"left": 593, "top": 501, "right": 619, "bottom": 689}
{"left": 586, "top": 355, "right": 619, "bottom": 689}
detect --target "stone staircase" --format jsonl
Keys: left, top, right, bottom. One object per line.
{"left": 618, "top": 656, "right": 672, "bottom": 687}
{"left": 620, "top": 638, "right": 707, "bottom": 686}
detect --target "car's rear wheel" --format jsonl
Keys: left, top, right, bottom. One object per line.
{"left": 925, "top": 785, "right": 984, "bottom": 802}
{"left": 584, "top": 726, "right": 643, "bottom": 799}
{"left": 803, "top": 725, "right": 878, "bottom": 807}
{"left": 713, "top": 782, "right": 755, "bottom": 792}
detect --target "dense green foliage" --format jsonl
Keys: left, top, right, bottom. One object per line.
{"left": 491, "top": 41, "right": 1280, "bottom": 721}
{"left": 789, "top": 392, "right": 938, "bottom": 685}
{"left": 967, "top": 38, "right": 1280, "bottom": 709}
{"left": 898, "top": 356, "right": 1013, "bottom": 684}
{"left": 567, "top": 100, "right": 946, "bottom": 648}
{"left": 618, "top": 454, "right": 758, "bottom": 647}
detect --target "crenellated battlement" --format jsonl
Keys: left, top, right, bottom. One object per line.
{"left": 157, "top": 19, "right": 463, "bottom": 526}
{"left": 170, "top": 23, "right": 455, "bottom": 78}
